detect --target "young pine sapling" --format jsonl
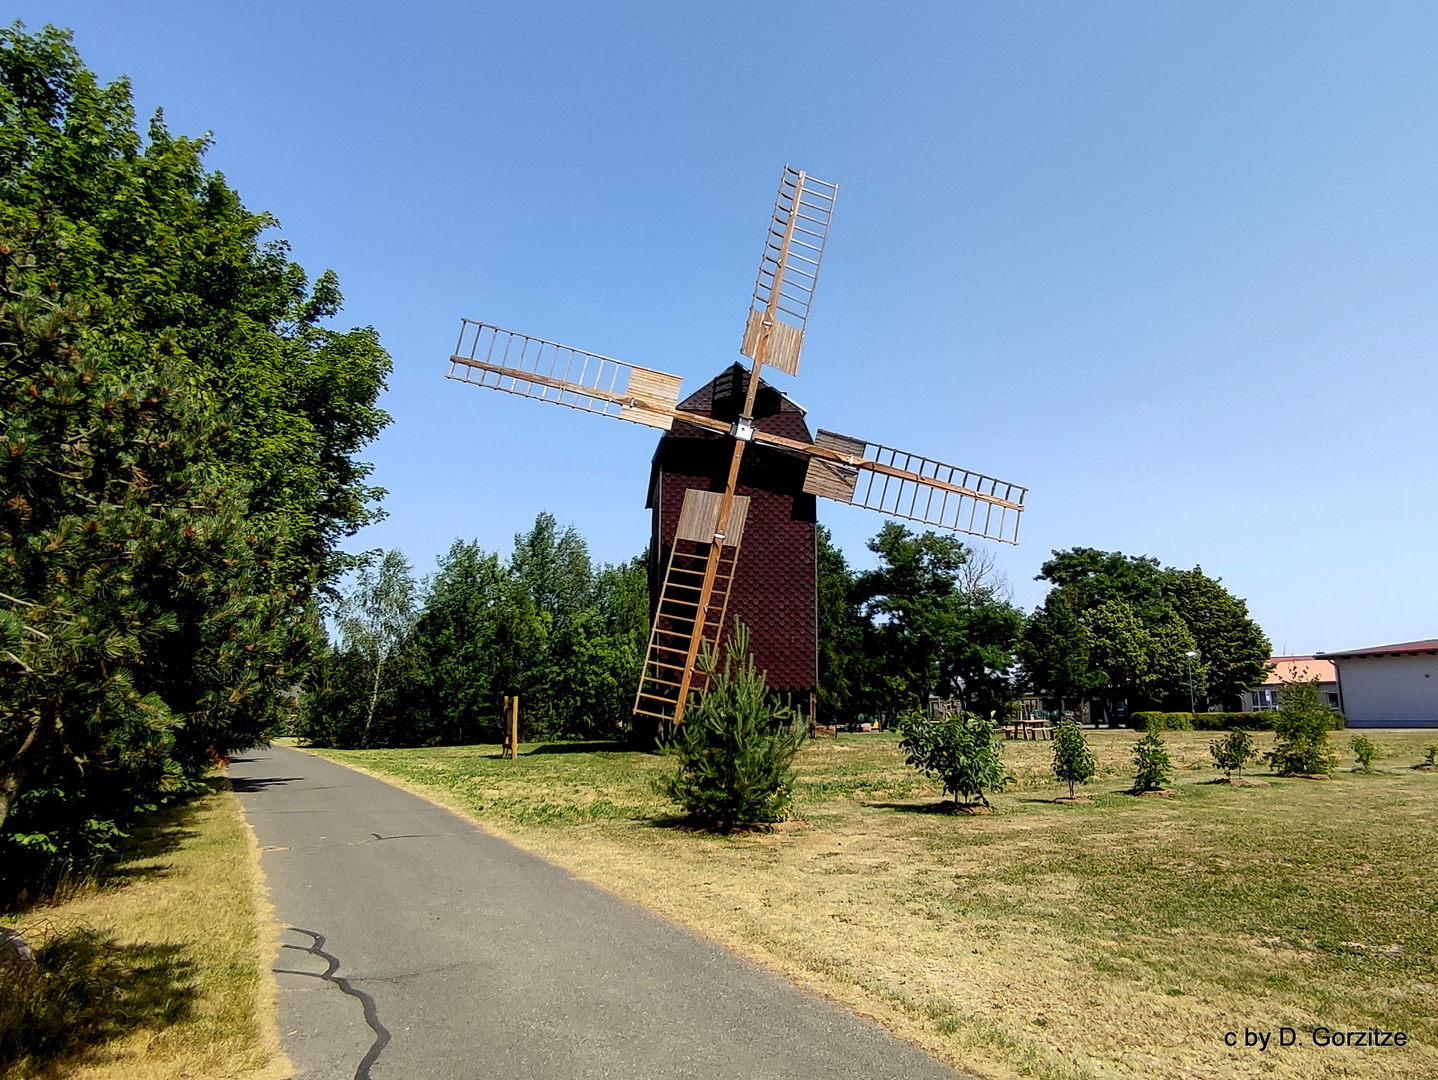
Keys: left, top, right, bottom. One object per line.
{"left": 1132, "top": 723, "right": 1172, "bottom": 793}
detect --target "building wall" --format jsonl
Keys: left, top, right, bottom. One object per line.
{"left": 1336, "top": 654, "right": 1438, "bottom": 726}
{"left": 646, "top": 365, "right": 819, "bottom": 701}
{"left": 1240, "top": 682, "right": 1339, "bottom": 712}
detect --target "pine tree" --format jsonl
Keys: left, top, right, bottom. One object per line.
{"left": 659, "top": 623, "right": 805, "bottom": 831}
{"left": 1132, "top": 724, "right": 1172, "bottom": 793}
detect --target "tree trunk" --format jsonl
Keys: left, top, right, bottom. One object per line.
{"left": 361, "top": 655, "right": 384, "bottom": 748}
{"left": 0, "top": 710, "right": 49, "bottom": 833}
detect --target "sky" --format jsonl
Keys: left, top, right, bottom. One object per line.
{"left": 14, "top": 1, "right": 1438, "bottom": 653}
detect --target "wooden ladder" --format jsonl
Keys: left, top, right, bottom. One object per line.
{"left": 633, "top": 541, "right": 742, "bottom": 727}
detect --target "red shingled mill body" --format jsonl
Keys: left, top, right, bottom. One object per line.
{"left": 646, "top": 364, "right": 818, "bottom": 702}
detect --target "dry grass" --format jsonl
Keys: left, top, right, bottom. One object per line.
{"left": 0, "top": 779, "right": 287, "bottom": 1080}
{"left": 315, "top": 729, "right": 1438, "bottom": 1080}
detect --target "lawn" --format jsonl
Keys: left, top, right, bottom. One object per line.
{"left": 0, "top": 780, "right": 287, "bottom": 1080}
{"left": 314, "top": 729, "right": 1438, "bottom": 1080}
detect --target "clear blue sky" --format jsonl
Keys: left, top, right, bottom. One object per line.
{"left": 17, "top": 1, "right": 1437, "bottom": 653}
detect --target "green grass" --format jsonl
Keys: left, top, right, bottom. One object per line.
{"left": 313, "top": 728, "right": 1438, "bottom": 1080}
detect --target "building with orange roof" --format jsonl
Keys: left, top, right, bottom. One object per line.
{"left": 1240, "top": 655, "right": 1339, "bottom": 713}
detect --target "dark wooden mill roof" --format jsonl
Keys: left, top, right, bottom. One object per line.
{"left": 646, "top": 363, "right": 818, "bottom": 703}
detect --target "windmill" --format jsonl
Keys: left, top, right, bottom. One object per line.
{"left": 446, "top": 167, "right": 1027, "bottom": 731}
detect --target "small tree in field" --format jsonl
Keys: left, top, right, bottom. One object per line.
{"left": 1350, "top": 734, "right": 1378, "bottom": 773}
{"left": 1266, "top": 679, "right": 1338, "bottom": 776}
{"left": 1051, "top": 720, "right": 1095, "bottom": 799}
{"left": 897, "top": 709, "right": 1011, "bottom": 808}
{"left": 1132, "top": 723, "right": 1171, "bottom": 793}
{"left": 659, "top": 623, "right": 806, "bottom": 831}
{"left": 1210, "top": 729, "right": 1257, "bottom": 780}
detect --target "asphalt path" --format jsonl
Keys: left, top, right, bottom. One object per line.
{"left": 231, "top": 744, "right": 972, "bottom": 1080}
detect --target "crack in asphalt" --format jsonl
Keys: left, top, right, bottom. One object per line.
{"left": 274, "top": 927, "right": 391, "bottom": 1080}
{"left": 356, "top": 832, "right": 431, "bottom": 843}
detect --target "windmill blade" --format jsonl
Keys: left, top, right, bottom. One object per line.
{"left": 739, "top": 167, "right": 838, "bottom": 377}
{"left": 799, "top": 430, "right": 1027, "bottom": 545}
{"left": 446, "top": 320, "right": 684, "bottom": 430}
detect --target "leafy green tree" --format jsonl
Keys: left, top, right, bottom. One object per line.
{"left": 0, "top": 24, "right": 391, "bottom": 598}
{"left": 1132, "top": 724, "right": 1172, "bottom": 792}
{"left": 1051, "top": 719, "right": 1095, "bottom": 798}
{"left": 816, "top": 525, "right": 862, "bottom": 722}
{"left": 335, "top": 550, "right": 420, "bottom": 747}
{"left": 0, "top": 266, "right": 309, "bottom": 883}
{"left": 404, "top": 540, "right": 514, "bottom": 745}
{"left": 659, "top": 622, "right": 805, "bottom": 830}
{"left": 1138, "top": 611, "right": 1205, "bottom": 708}
{"left": 1, "top": 23, "right": 390, "bottom": 886}
{"left": 1266, "top": 679, "right": 1338, "bottom": 776}
{"left": 1023, "top": 548, "right": 1266, "bottom": 715}
{"left": 1349, "top": 734, "right": 1378, "bottom": 774}
{"left": 1035, "top": 548, "right": 1172, "bottom": 624}
{"left": 854, "top": 523, "right": 1021, "bottom": 717}
{"left": 896, "top": 709, "right": 1011, "bottom": 808}
{"left": 1018, "top": 592, "right": 1102, "bottom": 709}
{"left": 937, "top": 594, "right": 1024, "bottom": 718}
{"left": 509, "top": 512, "right": 593, "bottom": 633}
{"left": 1163, "top": 569, "right": 1270, "bottom": 709}
{"left": 1084, "top": 600, "right": 1150, "bottom": 719}
{"left": 1209, "top": 729, "right": 1257, "bottom": 779}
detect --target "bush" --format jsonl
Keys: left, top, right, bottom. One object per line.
{"left": 1425, "top": 744, "right": 1438, "bottom": 768}
{"left": 1350, "top": 734, "right": 1379, "bottom": 773}
{"left": 1265, "top": 680, "right": 1339, "bottom": 777}
{"left": 1130, "top": 711, "right": 1273, "bottom": 731}
{"left": 1132, "top": 725, "right": 1171, "bottom": 792}
{"left": 658, "top": 624, "right": 805, "bottom": 831}
{"left": 1209, "top": 729, "right": 1257, "bottom": 779}
{"left": 897, "top": 709, "right": 1012, "bottom": 808}
{"left": 1051, "top": 720, "right": 1095, "bottom": 799}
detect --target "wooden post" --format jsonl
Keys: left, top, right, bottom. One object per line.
{"left": 501, "top": 695, "right": 521, "bottom": 760}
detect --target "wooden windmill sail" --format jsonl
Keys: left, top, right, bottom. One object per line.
{"left": 446, "top": 166, "right": 1027, "bottom": 727}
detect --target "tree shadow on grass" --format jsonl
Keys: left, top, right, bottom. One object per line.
{"left": 94, "top": 780, "right": 230, "bottom": 891}
{"left": 0, "top": 790, "right": 213, "bottom": 1072}
{"left": 0, "top": 923, "right": 198, "bottom": 1074}
{"left": 865, "top": 799, "right": 986, "bottom": 814}
{"left": 527, "top": 741, "right": 636, "bottom": 755}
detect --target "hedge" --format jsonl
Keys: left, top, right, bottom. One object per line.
{"left": 1127, "top": 711, "right": 1345, "bottom": 732}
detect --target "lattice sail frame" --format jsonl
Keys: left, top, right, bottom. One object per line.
{"left": 739, "top": 167, "right": 838, "bottom": 377}
{"left": 447, "top": 321, "right": 683, "bottom": 430}
{"left": 802, "top": 429, "right": 1027, "bottom": 545}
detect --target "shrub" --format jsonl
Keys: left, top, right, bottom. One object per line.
{"left": 1265, "top": 680, "right": 1338, "bottom": 777}
{"left": 1128, "top": 711, "right": 1279, "bottom": 732}
{"left": 896, "top": 709, "right": 1012, "bottom": 808}
{"left": 1132, "top": 724, "right": 1172, "bottom": 792}
{"left": 658, "top": 623, "right": 805, "bottom": 831}
{"left": 1350, "top": 734, "right": 1379, "bottom": 773}
{"left": 1051, "top": 720, "right": 1096, "bottom": 799}
{"left": 1209, "top": 729, "right": 1257, "bottom": 779}
{"left": 1425, "top": 744, "right": 1438, "bottom": 768}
